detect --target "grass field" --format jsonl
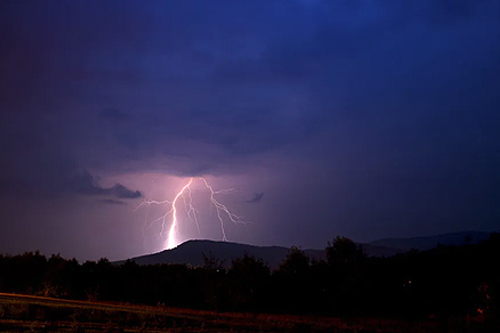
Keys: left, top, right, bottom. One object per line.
{"left": 0, "top": 293, "right": 491, "bottom": 332}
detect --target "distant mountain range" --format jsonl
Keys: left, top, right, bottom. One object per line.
{"left": 369, "top": 231, "right": 491, "bottom": 252}
{"left": 119, "top": 231, "right": 493, "bottom": 269}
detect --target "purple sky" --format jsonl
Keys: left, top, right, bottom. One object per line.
{"left": 1, "top": 0, "right": 499, "bottom": 261}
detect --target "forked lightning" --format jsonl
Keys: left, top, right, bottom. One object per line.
{"left": 136, "top": 177, "right": 246, "bottom": 249}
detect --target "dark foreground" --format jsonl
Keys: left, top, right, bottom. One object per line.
{"left": 0, "top": 293, "right": 494, "bottom": 333}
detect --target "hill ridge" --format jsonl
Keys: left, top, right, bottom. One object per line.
{"left": 118, "top": 230, "right": 492, "bottom": 268}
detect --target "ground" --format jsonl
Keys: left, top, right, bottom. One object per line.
{"left": 0, "top": 293, "right": 491, "bottom": 332}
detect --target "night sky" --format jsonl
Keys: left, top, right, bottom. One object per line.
{"left": 1, "top": 1, "right": 499, "bottom": 261}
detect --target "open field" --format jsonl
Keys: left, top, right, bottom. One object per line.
{"left": 0, "top": 292, "right": 491, "bottom": 332}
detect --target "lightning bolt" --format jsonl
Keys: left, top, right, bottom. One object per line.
{"left": 136, "top": 177, "right": 246, "bottom": 250}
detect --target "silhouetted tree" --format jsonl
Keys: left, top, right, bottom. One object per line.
{"left": 326, "top": 236, "right": 365, "bottom": 267}
{"left": 228, "top": 253, "right": 270, "bottom": 311}
{"left": 325, "top": 236, "right": 367, "bottom": 314}
{"left": 202, "top": 251, "right": 226, "bottom": 271}
{"left": 278, "top": 246, "right": 309, "bottom": 276}
{"left": 201, "top": 252, "right": 227, "bottom": 311}
{"left": 0, "top": 232, "right": 499, "bottom": 326}
{"left": 41, "top": 254, "right": 79, "bottom": 298}
{"left": 273, "top": 246, "right": 311, "bottom": 312}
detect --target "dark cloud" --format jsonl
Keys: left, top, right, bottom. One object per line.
{"left": 0, "top": 179, "right": 32, "bottom": 197}
{"left": 426, "top": 0, "right": 489, "bottom": 24}
{"left": 99, "top": 108, "right": 132, "bottom": 123}
{"left": 100, "top": 199, "right": 127, "bottom": 205}
{"left": 71, "top": 170, "right": 142, "bottom": 199}
{"left": 247, "top": 193, "right": 264, "bottom": 204}
{"left": 0, "top": 0, "right": 499, "bottom": 260}
{"left": 110, "top": 184, "right": 142, "bottom": 199}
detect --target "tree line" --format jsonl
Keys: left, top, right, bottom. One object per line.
{"left": 0, "top": 234, "right": 499, "bottom": 320}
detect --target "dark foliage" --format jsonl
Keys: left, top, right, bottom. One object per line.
{"left": 0, "top": 233, "right": 499, "bottom": 322}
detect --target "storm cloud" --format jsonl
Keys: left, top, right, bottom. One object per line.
{"left": 0, "top": 0, "right": 499, "bottom": 260}
{"left": 71, "top": 170, "right": 142, "bottom": 199}
{"left": 247, "top": 193, "right": 264, "bottom": 204}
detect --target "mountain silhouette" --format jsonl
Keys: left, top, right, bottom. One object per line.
{"left": 118, "top": 231, "right": 491, "bottom": 268}
{"left": 369, "top": 231, "right": 490, "bottom": 252}
{"left": 117, "top": 239, "right": 397, "bottom": 269}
